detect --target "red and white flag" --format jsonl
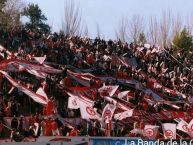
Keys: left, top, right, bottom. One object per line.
{"left": 118, "top": 91, "right": 130, "bottom": 99}
{"left": 188, "top": 119, "right": 193, "bottom": 137}
{"left": 114, "top": 109, "right": 134, "bottom": 120}
{"left": 102, "top": 103, "right": 116, "bottom": 123}
{"left": 33, "top": 55, "right": 46, "bottom": 64}
{"left": 67, "top": 70, "right": 94, "bottom": 87}
{"left": 162, "top": 123, "right": 176, "bottom": 139}
{"left": 36, "top": 87, "right": 48, "bottom": 101}
{"left": 79, "top": 99, "right": 99, "bottom": 120}
{"left": 0, "top": 70, "right": 48, "bottom": 105}
{"left": 176, "top": 119, "right": 189, "bottom": 134}
{"left": 144, "top": 125, "right": 159, "bottom": 139}
{"left": 98, "top": 85, "right": 119, "bottom": 97}
{"left": 67, "top": 92, "right": 80, "bottom": 109}
{"left": 26, "top": 69, "right": 47, "bottom": 78}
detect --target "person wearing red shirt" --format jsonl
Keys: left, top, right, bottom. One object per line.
{"left": 51, "top": 119, "right": 60, "bottom": 136}
{"left": 46, "top": 98, "right": 55, "bottom": 116}
{"left": 69, "top": 127, "right": 78, "bottom": 136}
{"left": 0, "top": 121, "right": 3, "bottom": 138}
{"left": 44, "top": 118, "right": 52, "bottom": 136}
{"left": 63, "top": 77, "right": 72, "bottom": 88}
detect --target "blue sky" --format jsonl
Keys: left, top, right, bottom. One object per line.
{"left": 26, "top": 0, "right": 193, "bottom": 39}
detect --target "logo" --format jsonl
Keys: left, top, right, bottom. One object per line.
{"left": 104, "top": 109, "right": 112, "bottom": 119}
{"left": 165, "top": 130, "right": 173, "bottom": 139}
{"left": 145, "top": 128, "right": 154, "bottom": 137}
{"left": 72, "top": 99, "right": 77, "bottom": 106}
{"left": 182, "top": 125, "right": 189, "bottom": 132}
{"left": 86, "top": 106, "right": 96, "bottom": 116}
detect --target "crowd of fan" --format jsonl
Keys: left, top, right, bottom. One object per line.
{"left": 0, "top": 26, "right": 192, "bottom": 140}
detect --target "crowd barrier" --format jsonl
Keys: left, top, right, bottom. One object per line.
{"left": 2, "top": 137, "right": 192, "bottom": 145}
{"left": 0, "top": 137, "right": 140, "bottom": 145}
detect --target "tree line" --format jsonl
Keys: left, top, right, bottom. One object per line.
{"left": 0, "top": 0, "right": 192, "bottom": 52}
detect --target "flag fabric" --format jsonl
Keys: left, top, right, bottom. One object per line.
{"left": 176, "top": 119, "right": 189, "bottom": 134}
{"left": 36, "top": 87, "right": 48, "bottom": 101}
{"left": 98, "top": 85, "right": 119, "bottom": 97}
{"left": 67, "top": 70, "right": 94, "bottom": 87}
{"left": 188, "top": 119, "right": 193, "bottom": 137}
{"left": 118, "top": 91, "right": 130, "bottom": 99}
{"left": 79, "top": 99, "right": 99, "bottom": 120}
{"left": 13, "top": 59, "right": 62, "bottom": 74}
{"left": 67, "top": 92, "right": 80, "bottom": 109}
{"left": 33, "top": 55, "right": 46, "bottom": 64}
{"left": 162, "top": 123, "right": 176, "bottom": 139}
{"left": 0, "top": 70, "right": 48, "bottom": 105}
{"left": 26, "top": 69, "right": 47, "bottom": 78}
{"left": 144, "top": 125, "right": 159, "bottom": 139}
{"left": 114, "top": 109, "right": 134, "bottom": 120}
{"left": 102, "top": 104, "right": 116, "bottom": 123}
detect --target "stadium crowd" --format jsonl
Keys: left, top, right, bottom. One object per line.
{"left": 0, "top": 26, "right": 192, "bottom": 141}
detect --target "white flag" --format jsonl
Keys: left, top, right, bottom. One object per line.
{"left": 144, "top": 125, "right": 159, "bottom": 139}
{"left": 67, "top": 92, "right": 80, "bottom": 109}
{"left": 79, "top": 99, "right": 99, "bottom": 120}
{"left": 33, "top": 55, "right": 46, "bottom": 64}
{"left": 177, "top": 119, "right": 189, "bottom": 134}
{"left": 36, "top": 87, "right": 48, "bottom": 102}
{"left": 188, "top": 119, "right": 193, "bottom": 137}
{"left": 114, "top": 109, "right": 134, "bottom": 120}
{"left": 118, "top": 91, "right": 130, "bottom": 99}
{"left": 162, "top": 123, "right": 176, "bottom": 139}
{"left": 102, "top": 103, "right": 116, "bottom": 123}
{"left": 98, "top": 85, "right": 119, "bottom": 97}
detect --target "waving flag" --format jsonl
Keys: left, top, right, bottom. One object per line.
{"left": 144, "top": 125, "right": 159, "bottom": 139}
{"left": 188, "top": 119, "right": 193, "bottom": 137}
{"left": 162, "top": 123, "right": 176, "bottom": 139}
{"left": 177, "top": 119, "right": 189, "bottom": 134}
{"left": 98, "top": 85, "right": 119, "bottom": 97}
{"left": 36, "top": 87, "right": 48, "bottom": 101}
{"left": 67, "top": 92, "right": 80, "bottom": 109}
{"left": 118, "top": 91, "right": 130, "bottom": 99}
{"left": 67, "top": 70, "right": 95, "bottom": 87}
{"left": 114, "top": 109, "right": 134, "bottom": 120}
{"left": 26, "top": 69, "right": 47, "bottom": 78}
{"left": 0, "top": 70, "right": 48, "bottom": 105}
{"left": 79, "top": 99, "right": 99, "bottom": 120}
{"left": 102, "top": 104, "right": 116, "bottom": 123}
{"left": 33, "top": 55, "right": 46, "bottom": 64}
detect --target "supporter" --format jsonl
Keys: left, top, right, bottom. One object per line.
{"left": 0, "top": 121, "right": 3, "bottom": 138}
{"left": 0, "top": 26, "right": 192, "bottom": 140}
{"left": 11, "top": 115, "right": 19, "bottom": 130}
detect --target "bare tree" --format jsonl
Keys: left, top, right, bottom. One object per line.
{"left": 171, "top": 13, "right": 183, "bottom": 39}
{"left": 148, "top": 16, "right": 159, "bottom": 44}
{"left": 185, "top": 13, "right": 193, "bottom": 35}
{"left": 62, "top": 0, "right": 82, "bottom": 36}
{"left": 83, "top": 24, "right": 89, "bottom": 37}
{"left": 159, "top": 11, "right": 172, "bottom": 47}
{"left": 128, "top": 14, "right": 144, "bottom": 43}
{"left": 115, "top": 16, "right": 128, "bottom": 42}
{"left": 96, "top": 23, "right": 102, "bottom": 38}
